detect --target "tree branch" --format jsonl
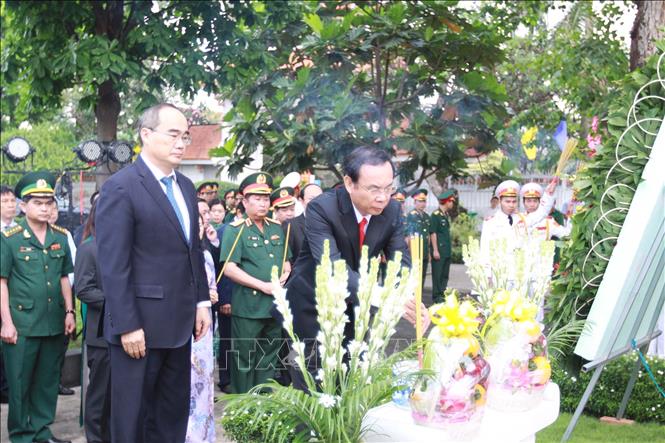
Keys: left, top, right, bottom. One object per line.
{"left": 120, "top": 0, "right": 138, "bottom": 42}
{"left": 404, "top": 167, "right": 441, "bottom": 188}
{"left": 385, "top": 82, "right": 429, "bottom": 107}
{"left": 381, "top": 48, "right": 390, "bottom": 106}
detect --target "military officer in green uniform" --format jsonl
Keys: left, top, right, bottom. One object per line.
{"left": 220, "top": 172, "right": 291, "bottom": 393}
{"left": 0, "top": 171, "right": 75, "bottom": 443}
{"left": 406, "top": 189, "right": 431, "bottom": 284}
{"left": 430, "top": 190, "right": 455, "bottom": 304}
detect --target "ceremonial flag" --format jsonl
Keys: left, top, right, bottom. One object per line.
{"left": 553, "top": 120, "right": 567, "bottom": 151}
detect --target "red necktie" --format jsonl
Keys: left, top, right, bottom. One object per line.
{"left": 358, "top": 217, "right": 368, "bottom": 246}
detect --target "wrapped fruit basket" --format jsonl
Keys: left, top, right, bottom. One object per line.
{"left": 409, "top": 293, "right": 490, "bottom": 440}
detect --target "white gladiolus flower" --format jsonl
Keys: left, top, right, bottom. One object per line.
{"left": 318, "top": 394, "right": 337, "bottom": 408}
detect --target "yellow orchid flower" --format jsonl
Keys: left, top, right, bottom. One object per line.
{"left": 523, "top": 144, "right": 537, "bottom": 160}
{"left": 430, "top": 293, "right": 480, "bottom": 337}
{"left": 491, "top": 289, "right": 538, "bottom": 322}
{"left": 521, "top": 126, "right": 538, "bottom": 146}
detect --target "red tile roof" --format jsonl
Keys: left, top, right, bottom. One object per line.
{"left": 183, "top": 125, "right": 222, "bottom": 160}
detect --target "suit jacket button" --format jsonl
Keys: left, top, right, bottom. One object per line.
{"left": 17, "top": 305, "right": 23, "bottom": 310}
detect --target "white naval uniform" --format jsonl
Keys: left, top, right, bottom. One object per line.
{"left": 480, "top": 191, "right": 555, "bottom": 263}
{"left": 520, "top": 215, "right": 572, "bottom": 242}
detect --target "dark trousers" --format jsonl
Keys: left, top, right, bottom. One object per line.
{"left": 2, "top": 334, "right": 64, "bottom": 443}
{"left": 85, "top": 345, "right": 111, "bottom": 443}
{"left": 431, "top": 256, "right": 451, "bottom": 304}
{"left": 230, "top": 316, "right": 281, "bottom": 394}
{"left": 108, "top": 341, "right": 191, "bottom": 443}
{"left": 0, "top": 350, "right": 8, "bottom": 397}
{"left": 216, "top": 310, "right": 232, "bottom": 387}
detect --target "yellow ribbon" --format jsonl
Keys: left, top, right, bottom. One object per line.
{"left": 429, "top": 293, "right": 480, "bottom": 337}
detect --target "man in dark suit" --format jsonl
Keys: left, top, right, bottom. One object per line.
{"left": 283, "top": 183, "right": 322, "bottom": 266}
{"left": 283, "top": 147, "right": 421, "bottom": 387}
{"left": 96, "top": 103, "right": 211, "bottom": 443}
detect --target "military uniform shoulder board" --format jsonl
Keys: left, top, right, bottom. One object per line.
{"left": 410, "top": 210, "right": 417, "bottom": 215}
{"left": 50, "top": 224, "right": 69, "bottom": 235}
{"left": 433, "top": 210, "right": 440, "bottom": 215}
{"left": 2, "top": 225, "right": 23, "bottom": 238}
{"left": 266, "top": 217, "right": 281, "bottom": 225}
{"left": 230, "top": 219, "right": 245, "bottom": 227}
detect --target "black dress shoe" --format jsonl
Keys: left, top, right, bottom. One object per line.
{"left": 58, "top": 384, "right": 74, "bottom": 395}
{"left": 219, "top": 383, "right": 232, "bottom": 394}
{"left": 34, "top": 436, "right": 71, "bottom": 443}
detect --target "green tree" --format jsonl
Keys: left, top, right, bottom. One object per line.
{"left": 495, "top": 1, "right": 630, "bottom": 174}
{"left": 212, "top": 1, "right": 537, "bottom": 183}
{"left": 1, "top": 0, "right": 253, "bottom": 182}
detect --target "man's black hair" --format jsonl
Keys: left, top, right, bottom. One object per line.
{"left": 1, "top": 185, "right": 15, "bottom": 196}
{"left": 342, "top": 146, "right": 394, "bottom": 183}
{"left": 223, "top": 189, "right": 236, "bottom": 199}
{"left": 208, "top": 198, "right": 223, "bottom": 209}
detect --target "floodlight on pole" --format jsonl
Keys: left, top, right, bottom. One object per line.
{"left": 108, "top": 140, "right": 134, "bottom": 164}
{"left": 2, "top": 136, "right": 33, "bottom": 162}
{"left": 73, "top": 140, "right": 104, "bottom": 164}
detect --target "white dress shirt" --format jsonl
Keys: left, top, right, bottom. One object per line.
{"left": 352, "top": 204, "right": 371, "bottom": 234}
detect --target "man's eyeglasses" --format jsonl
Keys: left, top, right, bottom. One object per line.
{"left": 357, "top": 184, "right": 396, "bottom": 196}
{"left": 147, "top": 128, "right": 192, "bottom": 146}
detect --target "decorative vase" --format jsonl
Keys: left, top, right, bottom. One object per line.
{"left": 484, "top": 317, "right": 551, "bottom": 412}
{"left": 392, "top": 359, "right": 419, "bottom": 408}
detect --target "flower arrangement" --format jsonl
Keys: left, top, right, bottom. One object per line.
{"left": 482, "top": 289, "right": 551, "bottom": 411}
{"left": 463, "top": 237, "right": 555, "bottom": 316}
{"left": 409, "top": 291, "right": 489, "bottom": 439}
{"left": 222, "top": 240, "right": 418, "bottom": 443}
{"left": 463, "top": 237, "right": 555, "bottom": 412}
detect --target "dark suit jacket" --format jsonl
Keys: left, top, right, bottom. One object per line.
{"left": 74, "top": 237, "right": 106, "bottom": 347}
{"left": 96, "top": 156, "right": 208, "bottom": 348}
{"left": 284, "top": 214, "right": 306, "bottom": 266}
{"left": 283, "top": 188, "right": 410, "bottom": 340}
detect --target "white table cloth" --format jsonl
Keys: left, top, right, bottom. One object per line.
{"left": 363, "top": 383, "right": 560, "bottom": 443}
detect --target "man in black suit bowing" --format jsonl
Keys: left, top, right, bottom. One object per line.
{"left": 96, "top": 103, "right": 211, "bottom": 443}
{"left": 284, "top": 146, "right": 428, "bottom": 387}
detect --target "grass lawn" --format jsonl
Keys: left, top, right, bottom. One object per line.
{"left": 537, "top": 412, "right": 665, "bottom": 442}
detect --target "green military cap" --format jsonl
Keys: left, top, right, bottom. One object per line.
{"left": 196, "top": 181, "right": 217, "bottom": 194}
{"left": 15, "top": 170, "right": 56, "bottom": 199}
{"left": 392, "top": 188, "right": 406, "bottom": 202}
{"left": 411, "top": 188, "right": 428, "bottom": 201}
{"left": 239, "top": 172, "right": 273, "bottom": 195}
{"left": 438, "top": 189, "right": 456, "bottom": 203}
{"left": 270, "top": 186, "right": 296, "bottom": 209}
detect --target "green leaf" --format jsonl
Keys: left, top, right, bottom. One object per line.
{"left": 424, "top": 26, "right": 434, "bottom": 42}
{"left": 303, "top": 13, "right": 323, "bottom": 36}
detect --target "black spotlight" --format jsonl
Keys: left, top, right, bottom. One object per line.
{"left": 2, "top": 136, "right": 33, "bottom": 162}
{"left": 108, "top": 140, "right": 133, "bottom": 164}
{"left": 74, "top": 140, "right": 104, "bottom": 163}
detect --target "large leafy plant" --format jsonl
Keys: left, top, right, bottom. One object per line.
{"left": 547, "top": 46, "right": 665, "bottom": 336}
{"left": 222, "top": 240, "right": 417, "bottom": 443}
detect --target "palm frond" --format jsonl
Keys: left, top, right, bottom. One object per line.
{"left": 546, "top": 319, "right": 589, "bottom": 362}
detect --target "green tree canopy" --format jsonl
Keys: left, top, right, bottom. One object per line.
{"left": 212, "top": 1, "right": 543, "bottom": 184}
{"left": 1, "top": 0, "right": 252, "bottom": 141}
